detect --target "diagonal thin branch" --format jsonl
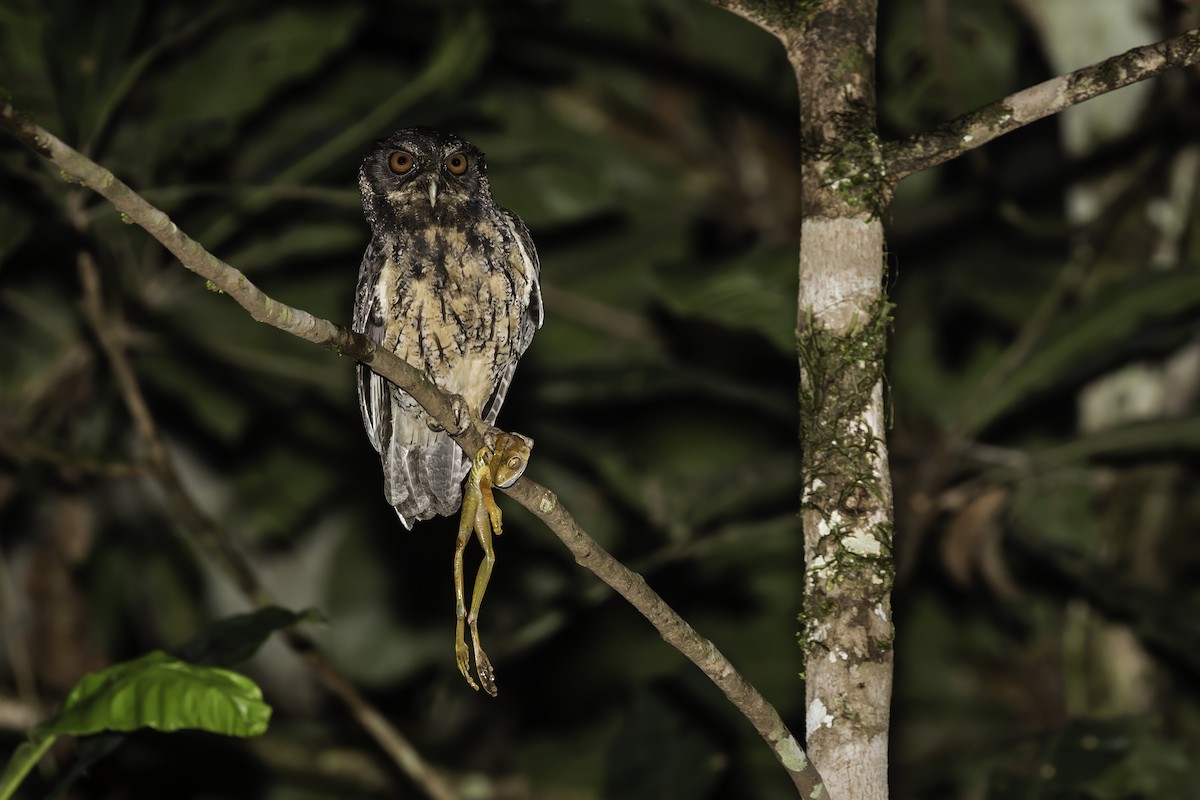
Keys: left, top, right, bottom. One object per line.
{"left": 2, "top": 103, "right": 820, "bottom": 794}
{"left": 885, "top": 27, "right": 1200, "bottom": 181}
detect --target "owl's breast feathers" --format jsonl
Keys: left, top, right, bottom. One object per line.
{"left": 354, "top": 201, "right": 541, "bottom": 527}
{"left": 378, "top": 211, "right": 537, "bottom": 410}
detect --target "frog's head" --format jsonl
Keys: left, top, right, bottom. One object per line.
{"left": 492, "top": 433, "right": 532, "bottom": 488}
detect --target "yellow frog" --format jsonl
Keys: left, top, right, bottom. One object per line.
{"left": 454, "top": 432, "right": 531, "bottom": 696}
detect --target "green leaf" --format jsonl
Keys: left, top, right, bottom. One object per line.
{"left": 1039, "top": 417, "right": 1200, "bottom": 465}
{"left": 151, "top": 7, "right": 362, "bottom": 131}
{"left": 177, "top": 606, "right": 321, "bottom": 667}
{"left": 657, "top": 246, "right": 796, "bottom": 355}
{"left": 963, "top": 270, "right": 1200, "bottom": 433}
{"left": 34, "top": 651, "right": 271, "bottom": 739}
{"left": 880, "top": 0, "right": 1019, "bottom": 133}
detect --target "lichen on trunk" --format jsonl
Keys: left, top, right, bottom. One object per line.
{"left": 797, "top": 292, "right": 895, "bottom": 667}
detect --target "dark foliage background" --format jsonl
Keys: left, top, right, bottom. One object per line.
{"left": 2, "top": 0, "right": 1199, "bottom": 798}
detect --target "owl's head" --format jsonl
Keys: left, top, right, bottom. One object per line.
{"left": 358, "top": 127, "right": 490, "bottom": 230}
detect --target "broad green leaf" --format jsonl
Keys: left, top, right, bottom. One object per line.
{"left": 35, "top": 651, "right": 271, "bottom": 739}
{"left": 0, "top": 650, "right": 270, "bottom": 800}
{"left": 152, "top": 285, "right": 348, "bottom": 398}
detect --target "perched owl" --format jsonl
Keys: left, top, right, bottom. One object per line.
{"left": 353, "top": 128, "right": 543, "bottom": 527}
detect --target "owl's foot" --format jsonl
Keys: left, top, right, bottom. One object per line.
{"left": 455, "top": 618, "right": 479, "bottom": 692}
{"left": 427, "top": 395, "right": 471, "bottom": 435}
{"left": 469, "top": 618, "right": 497, "bottom": 697}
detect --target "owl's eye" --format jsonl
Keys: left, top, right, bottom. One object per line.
{"left": 388, "top": 151, "right": 414, "bottom": 175}
{"left": 445, "top": 152, "right": 469, "bottom": 175}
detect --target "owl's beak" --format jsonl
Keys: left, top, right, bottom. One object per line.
{"left": 427, "top": 178, "right": 438, "bottom": 209}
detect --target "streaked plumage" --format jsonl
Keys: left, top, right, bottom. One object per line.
{"left": 353, "top": 128, "right": 542, "bottom": 527}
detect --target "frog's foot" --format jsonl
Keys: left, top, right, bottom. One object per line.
{"left": 469, "top": 618, "right": 497, "bottom": 697}
{"left": 455, "top": 617, "right": 479, "bottom": 691}
{"left": 427, "top": 395, "right": 471, "bottom": 435}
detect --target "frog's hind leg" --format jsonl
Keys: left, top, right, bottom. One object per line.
{"left": 453, "top": 507, "right": 478, "bottom": 691}
{"left": 468, "top": 503, "right": 498, "bottom": 696}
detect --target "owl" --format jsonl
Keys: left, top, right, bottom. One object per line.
{"left": 353, "top": 128, "right": 543, "bottom": 527}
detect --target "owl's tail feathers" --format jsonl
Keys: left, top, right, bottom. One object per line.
{"left": 382, "top": 431, "right": 467, "bottom": 529}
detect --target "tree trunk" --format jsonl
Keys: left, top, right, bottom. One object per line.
{"left": 792, "top": 2, "right": 894, "bottom": 798}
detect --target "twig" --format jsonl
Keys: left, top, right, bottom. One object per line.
{"left": 0, "top": 429, "right": 147, "bottom": 479}
{"left": 506, "top": 476, "right": 813, "bottom": 774}
{"left": 885, "top": 28, "right": 1200, "bottom": 181}
{"left": 2, "top": 103, "right": 818, "bottom": 793}
{"left": 75, "top": 249, "right": 270, "bottom": 607}
{"left": 1, "top": 106, "right": 460, "bottom": 434}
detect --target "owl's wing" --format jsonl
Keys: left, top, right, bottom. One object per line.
{"left": 354, "top": 238, "right": 466, "bottom": 528}
{"left": 501, "top": 208, "right": 543, "bottom": 329}
{"left": 480, "top": 209, "right": 544, "bottom": 426}
{"left": 353, "top": 239, "right": 390, "bottom": 454}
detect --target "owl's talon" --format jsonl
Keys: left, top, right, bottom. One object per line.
{"left": 448, "top": 396, "right": 471, "bottom": 435}
{"left": 454, "top": 397, "right": 473, "bottom": 435}
{"left": 425, "top": 394, "right": 471, "bottom": 434}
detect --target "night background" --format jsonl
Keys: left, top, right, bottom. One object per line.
{"left": 2, "top": 0, "right": 1199, "bottom": 798}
